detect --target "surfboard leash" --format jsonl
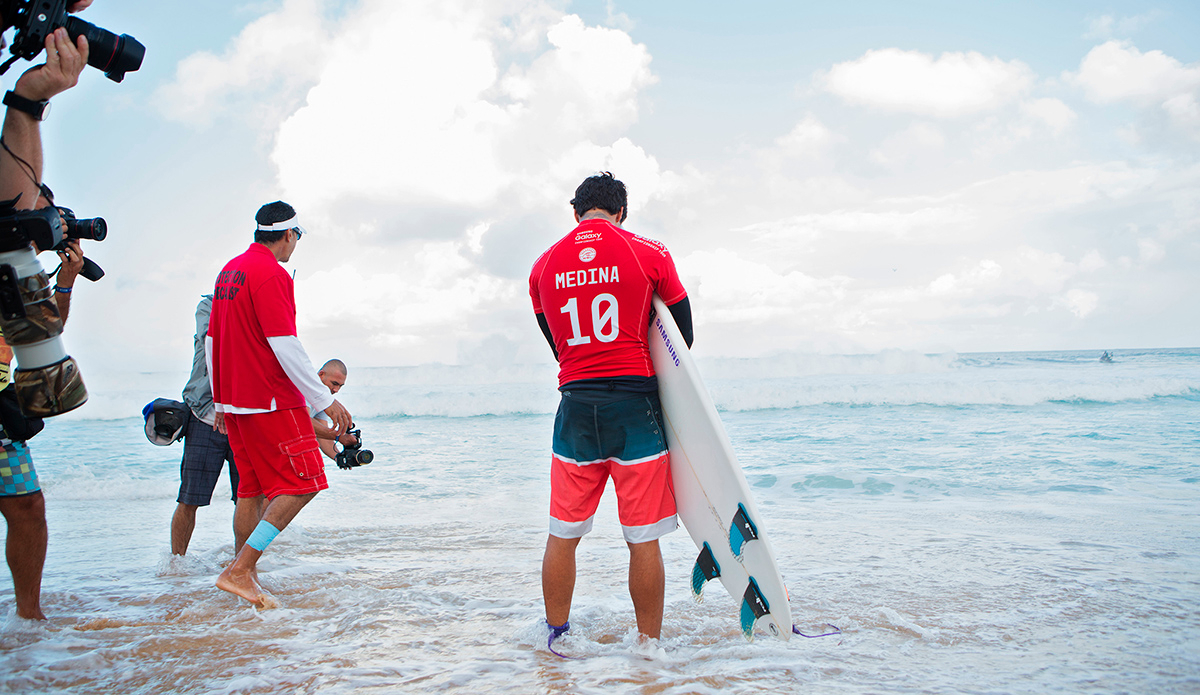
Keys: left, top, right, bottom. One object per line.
{"left": 793, "top": 624, "right": 841, "bottom": 638}
{"left": 547, "top": 621, "right": 582, "bottom": 659}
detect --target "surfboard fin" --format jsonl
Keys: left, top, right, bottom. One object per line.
{"left": 728, "top": 503, "right": 759, "bottom": 558}
{"left": 691, "top": 542, "right": 721, "bottom": 599}
{"left": 739, "top": 576, "right": 770, "bottom": 641}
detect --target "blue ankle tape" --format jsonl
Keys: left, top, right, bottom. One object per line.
{"left": 246, "top": 520, "right": 281, "bottom": 552}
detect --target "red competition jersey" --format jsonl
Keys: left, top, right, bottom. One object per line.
{"left": 207, "top": 243, "right": 305, "bottom": 412}
{"left": 530, "top": 219, "right": 687, "bottom": 386}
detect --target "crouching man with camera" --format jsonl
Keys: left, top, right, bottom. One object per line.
{"left": 310, "top": 359, "right": 372, "bottom": 469}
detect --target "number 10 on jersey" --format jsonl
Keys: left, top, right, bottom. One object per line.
{"left": 561, "top": 294, "right": 619, "bottom": 346}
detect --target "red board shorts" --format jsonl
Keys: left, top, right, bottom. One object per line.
{"left": 550, "top": 391, "right": 677, "bottom": 544}
{"left": 225, "top": 407, "right": 327, "bottom": 500}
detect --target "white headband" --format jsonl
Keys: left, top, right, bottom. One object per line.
{"left": 256, "top": 215, "right": 301, "bottom": 232}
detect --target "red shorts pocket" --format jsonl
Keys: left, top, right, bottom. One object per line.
{"left": 279, "top": 436, "right": 323, "bottom": 480}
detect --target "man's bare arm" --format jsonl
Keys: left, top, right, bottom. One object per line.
{"left": 0, "top": 29, "right": 88, "bottom": 206}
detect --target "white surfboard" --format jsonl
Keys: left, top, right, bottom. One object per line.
{"left": 649, "top": 295, "right": 792, "bottom": 641}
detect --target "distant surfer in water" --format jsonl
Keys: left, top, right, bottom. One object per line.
{"left": 207, "top": 201, "right": 352, "bottom": 607}
{"left": 529, "top": 172, "right": 694, "bottom": 645}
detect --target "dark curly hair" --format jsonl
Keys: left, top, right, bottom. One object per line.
{"left": 570, "top": 172, "right": 627, "bottom": 222}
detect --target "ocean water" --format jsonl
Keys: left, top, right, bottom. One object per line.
{"left": 1, "top": 348, "right": 1198, "bottom": 694}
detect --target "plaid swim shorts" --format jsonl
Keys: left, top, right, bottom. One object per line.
{"left": 178, "top": 415, "right": 239, "bottom": 506}
{"left": 0, "top": 441, "right": 38, "bottom": 497}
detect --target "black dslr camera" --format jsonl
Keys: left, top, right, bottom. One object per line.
{"left": 0, "top": 0, "right": 145, "bottom": 82}
{"left": 335, "top": 428, "right": 374, "bottom": 470}
{"left": 55, "top": 204, "right": 106, "bottom": 281}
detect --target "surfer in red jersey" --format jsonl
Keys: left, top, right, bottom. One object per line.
{"left": 207, "top": 201, "right": 351, "bottom": 607}
{"left": 529, "top": 172, "right": 694, "bottom": 645}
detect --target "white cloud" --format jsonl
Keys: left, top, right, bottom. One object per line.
{"left": 1163, "top": 93, "right": 1200, "bottom": 134}
{"left": 1020, "top": 98, "right": 1077, "bottom": 136}
{"left": 819, "top": 48, "right": 1034, "bottom": 117}
{"left": 676, "top": 249, "right": 850, "bottom": 326}
{"left": 1138, "top": 237, "right": 1166, "bottom": 264}
{"left": 1078, "top": 250, "right": 1107, "bottom": 272}
{"left": 273, "top": 7, "right": 657, "bottom": 211}
{"left": 1083, "top": 12, "right": 1161, "bottom": 40}
{"left": 1059, "top": 289, "right": 1100, "bottom": 318}
{"left": 154, "top": 0, "right": 332, "bottom": 126}
{"left": 1069, "top": 41, "right": 1200, "bottom": 105}
{"left": 775, "top": 115, "right": 838, "bottom": 156}
{"left": 870, "top": 122, "right": 946, "bottom": 166}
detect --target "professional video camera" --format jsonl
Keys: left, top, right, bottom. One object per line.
{"left": 0, "top": 204, "right": 87, "bottom": 416}
{"left": 0, "top": 0, "right": 145, "bottom": 82}
{"left": 335, "top": 428, "right": 374, "bottom": 470}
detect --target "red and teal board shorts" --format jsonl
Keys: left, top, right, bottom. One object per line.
{"left": 550, "top": 391, "right": 677, "bottom": 544}
{"left": 225, "top": 407, "right": 327, "bottom": 500}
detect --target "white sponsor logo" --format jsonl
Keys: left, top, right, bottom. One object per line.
{"left": 579, "top": 247, "right": 596, "bottom": 263}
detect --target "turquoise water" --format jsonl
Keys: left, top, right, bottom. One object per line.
{"left": 1, "top": 348, "right": 1197, "bottom": 693}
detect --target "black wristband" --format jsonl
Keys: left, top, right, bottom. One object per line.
{"left": 3, "top": 91, "right": 49, "bottom": 121}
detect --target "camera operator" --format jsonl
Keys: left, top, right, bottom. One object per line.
{"left": 309, "top": 359, "right": 357, "bottom": 461}
{"left": 0, "top": 0, "right": 92, "bottom": 621}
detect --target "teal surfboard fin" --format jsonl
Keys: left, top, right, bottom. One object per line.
{"left": 728, "top": 503, "right": 759, "bottom": 558}
{"left": 691, "top": 542, "right": 721, "bottom": 599}
{"left": 739, "top": 576, "right": 770, "bottom": 641}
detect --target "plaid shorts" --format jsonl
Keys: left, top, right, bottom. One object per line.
{"left": 0, "top": 441, "right": 38, "bottom": 497}
{"left": 178, "top": 415, "right": 239, "bottom": 506}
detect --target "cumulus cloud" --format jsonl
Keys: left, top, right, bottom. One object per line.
{"left": 155, "top": 0, "right": 671, "bottom": 365}
{"left": 155, "top": 0, "right": 333, "bottom": 126}
{"left": 870, "top": 122, "right": 946, "bottom": 166}
{"left": 273, "top": 7, "right": 658, "bottom": 214}
{"left": 1069, "top": 41, "right": 1200, "bottom": 105}
{"left": 775, "top": 115, "right": 839, "bottom": 156}
{"left": 819, "top": 48, "right": 1034, "bottom": 117}
{"left": 1058, "top": 289, "right": 1100, "bottom": 318}
{"left": 676, "top": 249, "right": 850, "bottom": 326}
{"left": 1020, "top": 98, "right": 1077, "bottom": 136}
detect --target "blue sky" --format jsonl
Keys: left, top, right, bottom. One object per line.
{"left": 21, "top": 0, "right": 1200, "bottom": 374}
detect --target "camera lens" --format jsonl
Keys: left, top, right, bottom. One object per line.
{"left": 356, "top": 450, "right": 374, "bottom": 465}
{"left": 64, "top": 16, "right": 145, "bottom": 83}
{"left": 69, "top": 217, "right": 106, "bottom": 242}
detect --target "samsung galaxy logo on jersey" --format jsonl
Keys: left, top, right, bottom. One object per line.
{"left": 631, "top": 234, "right": 669, "bottom": 258}
{"left": 575, "top": 231, "right": 603, "bottom": 243}
{"left": 555, "top": 266, "right": 620, "bottom": 289}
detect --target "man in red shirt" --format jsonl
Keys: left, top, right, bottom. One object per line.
{"left": 530, "top": 172, "right": 694, "bottom": 645}
{"left": 207, "top": 201, "right": 351, "bottom": 607}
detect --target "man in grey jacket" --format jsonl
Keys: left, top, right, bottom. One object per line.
{"left": 170, "top": 295, "right": 239, "bottom": 556}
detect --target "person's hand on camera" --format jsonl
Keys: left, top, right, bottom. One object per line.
{"left": 68, "top": 1, "right": 95, "bottom": 11}
{"left": 14, "top": 28, "right": 89, "bottom": 102}
{"left": 56, "top": 240, "right": 83, "bottom": 289}
{"left": 336, "top": 431, "right": 359, "bottom": 447}
{"left": 323, "top": 399, "right": 351, "bottom": 435}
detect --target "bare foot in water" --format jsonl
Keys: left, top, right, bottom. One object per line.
{"left": 216, "top": 564, "right": 270, "bottom": 607}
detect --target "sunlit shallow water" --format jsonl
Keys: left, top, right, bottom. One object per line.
{"left": 2, "top": 348, "right": 1198, "bottom": 694}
